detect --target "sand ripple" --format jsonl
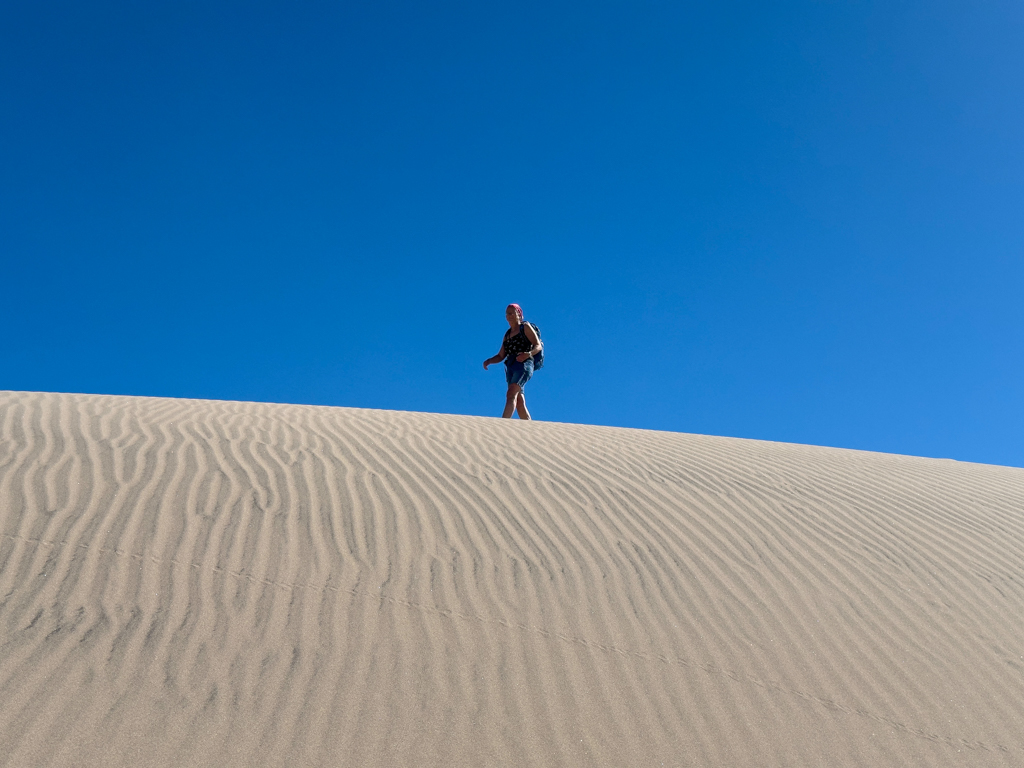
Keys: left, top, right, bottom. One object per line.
{"left": 1, "top": 392, "right": 1022, "bottom": 766}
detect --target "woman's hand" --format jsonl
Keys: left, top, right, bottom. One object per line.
{"left": 483, "top": 359, "right": 491, "bottom": 370}
{"left": 516, "top": 353, "right": 530, "bottom": 363}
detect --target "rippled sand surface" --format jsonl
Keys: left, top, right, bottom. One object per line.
{"left": 1, "top": 391, "right": 1022, "bottom": 766}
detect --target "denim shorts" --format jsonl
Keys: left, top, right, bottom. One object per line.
{"left": 505, "top": 358, "right": 534, "bottom": 389}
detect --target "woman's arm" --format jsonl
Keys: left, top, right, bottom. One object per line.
{"left": 516, "top": 324, "right": 542, "bottom": 363}
{"left": 483, "top": 342, "right": 508, "bottom": 370}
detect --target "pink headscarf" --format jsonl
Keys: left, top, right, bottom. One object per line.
{"left": 507, "top": 303, "right": 523, "bottom": 320}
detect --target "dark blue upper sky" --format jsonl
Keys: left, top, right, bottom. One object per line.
{"left": 2, "top": 1, "right": 1022, "bottom": 467}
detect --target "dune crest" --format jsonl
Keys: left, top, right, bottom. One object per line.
{"left": 1, "top": 391, "right": 1022, "bottom": 766}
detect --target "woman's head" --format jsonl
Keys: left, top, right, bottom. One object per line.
{"left": 506, "top": 303, "right": 523, "bottom": 325}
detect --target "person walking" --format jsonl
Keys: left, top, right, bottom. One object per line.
{"left": 483, "top": 303, "right": 542, "bottom": 419}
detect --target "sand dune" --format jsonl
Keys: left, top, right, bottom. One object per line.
{"left": 0, "top": 391, "right": 1022, "bottom": 767}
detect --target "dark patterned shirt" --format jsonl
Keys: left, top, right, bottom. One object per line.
{"left": 503, "top": 324, "right": 534, "bottom": 362}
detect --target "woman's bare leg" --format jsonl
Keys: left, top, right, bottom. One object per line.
{"left": 503, "top": 384, "right": 521, "bottom": 418}
{"left": 515, "top": 392, "right": 531, "bottom": 420}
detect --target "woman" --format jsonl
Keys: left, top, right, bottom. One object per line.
{"left": 483, "top": 303, "right": 542, "bottom": 419}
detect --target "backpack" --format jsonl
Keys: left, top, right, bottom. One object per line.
{"left": 526, "top": 322, "right": 544, "bottom": 370}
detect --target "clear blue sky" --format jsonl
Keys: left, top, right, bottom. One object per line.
{"left": 2, "top": 1, "right": 1022, "bottom": 467}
